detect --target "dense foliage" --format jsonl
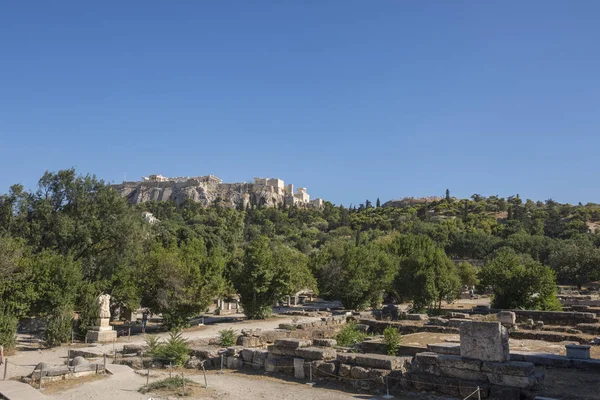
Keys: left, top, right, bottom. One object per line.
{"left": 2, "top": 170, "right": 600, "bottom": 348}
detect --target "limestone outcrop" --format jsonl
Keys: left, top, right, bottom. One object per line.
{"left": 112, "top": 174, "right": 324, "bottom": 209}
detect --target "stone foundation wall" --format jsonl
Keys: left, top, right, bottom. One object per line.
{"left": 514, "top": 310, "right": 597, "bottom": 325}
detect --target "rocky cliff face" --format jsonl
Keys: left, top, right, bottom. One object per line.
{"left": 113, "top": 179, "right": 296, "bottom": 208}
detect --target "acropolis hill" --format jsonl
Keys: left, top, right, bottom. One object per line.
{"left": 112, "top": 174, "right": 324, "bottom": 209}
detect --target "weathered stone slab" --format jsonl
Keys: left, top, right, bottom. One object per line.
{"left": 237, "top": 336, "right": 261, "bottom": 347}
{"left": 565, "top": 344, "right": 590, "bottom": 359}
{"left": 274, "top": 339, "right": 312, "bottom": 349}
{"left": 437, "top": 355, "right": 482, "bottom": 371}
{"left": 338, "top": 363, "right": 352, "bottom": 377}
{"left": 252, "top": 350, "right": 268, "bottom": 369}
{"left": 406, "top": 314, "right": 428, "bottom": 321}
{"left": 226, "top": 356, "right": 243, "bottom": 369}
{"left": 497, "top": 311, "right": 516, "bottom": 325}
{"left": 240, "top": 349, "right": 254, "bottom": 362}
{"left": 313, "top": 338, "right": 337, "bottom": 347}
{"left": 460, "top": 321, "right": 509, "bottom": 362}
{"left": 481, "top": 361, "right": 534, "bottom": 376}
{"left": 295, "top": 347, "right": 337, "bottom": 360}
{"left": 485, "top": 371, "right": 543, "bottom": 389}
{"left": 427, "top": 343, "right": 460, "bottom": 355}
{"left": 294, "top": 358, "right": 305, "bottom": 379}
{"left": 447, "top": 312, "right": 469, "bottom": 319}
{"left": 414, "top": 352, "right": 439, "bottom": 365}
{"left": 337, "top": 353, "right": 356, "bottom": 364}
{"left": 427, "top": 317, "right": 449, "bottom": 326}
{"left": 191, "top": 346, "right": 220, "bottom": 359}
{"left": 448, "top": 318, "right": 469, "bottom": 328}
{"left": 353, "top": 353, "right": 406, "bottom": 370}
{"left": 350, "top": 366, "right": 370, "bottom": 379}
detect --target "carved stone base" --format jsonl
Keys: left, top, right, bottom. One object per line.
{"left": 86, "top": 329, "right": 117, "bottom": 343}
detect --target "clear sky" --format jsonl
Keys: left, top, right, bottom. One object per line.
{"left": 1, "top": 1, "right": 599, "bottom": 206}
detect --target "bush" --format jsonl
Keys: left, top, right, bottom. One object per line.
{"left": 383, "top": 326, "right": 401, "bottom": 356}
{"left": 0, "top": 312, "right": 18, "bottom": 351}
{"left": 45, "top": 305, "right": 74, "bottom": 347}
{"left": 139, "top": 376, "right": 194, "bottom": 394}
{"left": 335, "top": 321, "right": 367, "bottom": 347}
{"left": 218, "top": 328, "right": 237, "bottom": 347}
{"left": 146, "top": 330, "right": 191, "bottom": 366}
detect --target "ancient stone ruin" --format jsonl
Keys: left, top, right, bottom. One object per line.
{"left": 112, "top": 174, "right": 324, "bottom": 209}
{"left": 85, "top": 294, "right": 117, "bottom": 343}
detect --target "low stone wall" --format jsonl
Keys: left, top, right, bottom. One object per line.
{"left": 514, "top": 310, "right": 597, "bottom": 325}
{"left": 182, "top": 326, "right": 546, "bottom": 400}
{"left": 358, "top": 319, "right": 459, "bottom": 335}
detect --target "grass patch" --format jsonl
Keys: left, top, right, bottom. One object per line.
{"left": 139, "top": 376, "right": 196, "bottom": 394}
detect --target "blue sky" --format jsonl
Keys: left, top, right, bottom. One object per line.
{"left": 1, "top": 1, "right": 599, "bottom": 206}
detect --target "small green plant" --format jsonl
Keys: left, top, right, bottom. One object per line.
{"left": 139, "top": 376, "right": 194, "bottom": 394}
{"left": 383, "top": 326, "right": 401, "bottom": 356}
{"left": 218, "top": 328, "right": 237, "bottom": 347}
{"left": 335, "top": 321, "right": 367, "bottom": 347}
{"left": 145, "top": 330, "right": 191, "bottom": 366}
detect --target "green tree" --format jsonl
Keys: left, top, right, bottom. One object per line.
{"left": 141, "top": 239, "right": 226, "bottom": 329}
{"left": 376, "top": 198, "right": 381, "bottom": 208}
{"left": 232, "top": 236, "right": 288, "bottom": 319}
{"left": 312, "top": 240, "right": 395, "bottom": 309}
{"left": 456, "top": 262, "right": 479, "bottom": 288}
{"left": 479, "top": 248, "right": 560, "bottom": 310}
{"left": 548, "top": 237, "right": 600, "bottom": 289}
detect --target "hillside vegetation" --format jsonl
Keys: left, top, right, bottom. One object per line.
{"left": 1, "top": 169, "right": 599, "bottom": 347}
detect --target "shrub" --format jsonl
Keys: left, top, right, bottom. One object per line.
{"left": 335, "top": 321, "right": 367, "bottom": 347}
{"left": 383, "top": 326, "right": 401, "bottom": 356}
{"left": 139, "top": 376, "right": 194, "bottom": 394}
{"left": 0, "top": 312, "right": 18, "bottom": 351}
{"left": 146, "top": 330, "right": 191, "bottom": 366}
{"left": 218, "top": 328, "right": 237, "bottom": 347}
{"left": 45, "top": 305, "right": 74, "bottom": 347}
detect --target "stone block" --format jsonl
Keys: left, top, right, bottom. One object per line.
{"left": 460, "top": 321, "right": 509, "bottom": 362}
{"left": 337, "top": 353, "right": 356, "bottom": 364}
{"left": 338, "top": 363, "right": 352, "bottom": 377}
{"left": 240, "top": 349, "right": 254, "bottom": 363}
{"left": 295, "top": 347, "right": 337, "bottom": 360}
{"left": 447, "top": 312, "right": 469, "bottom": 319}
{"left": 437, "top": 355, "right": 482, "bottom": 371}
{"left": 85, "top": 329, "right": 117, "bottom": 343}
{"left": 71, "top": 356, "right": 88, "bottom": 367}
{"left": 350, "top": 366, "right": 370, "bottom": 379}
{"left": 237, "top": 336, "right": 261, "bottom": 347}
{"left": 191, "top": 346, "right": 220, "bottom": 359}
{"left": 353, "top": 353, "right": 406, "bottom": 370}
{"left": 486, "top": 371, "right": 543, "bottom": 389}
{"left": 427, "top": 317, "right": 449, "bottom": 326}
{"left": 273, "top": 339, "right": 312, "bottom": 349}
{"left": 497, "top": 311, "right": 516, "bottom": 325}
{"left": 414, "top": 352, "right": 439, "bottom": 365}
{"left": 313, "top": 338, "right": 337, "bottom": 347}
{"left": 267, "top": 345, "right": 296, "bottom": 357}
{"left": 565, "top": 344, "right": 590, "bottom": 359}
{"left": 355, "top": 323, "right": 370, "bottom": 332}
{"left": 226, "top": 346, "right": 243, "bottom": 356}
{"left": 314, "top": 360, "right": 338, "bottom": 377}
{"left": 406, "top": 313, "right": 428, "bottom": 320}
{"left": 448, "top": 318, "right": 469, "bottom": 328}
{"left": 294, "top": 358, "right": 305, "bottom": 379}
{"left": 481, "top": 361, "right": 535, "bottom": 376}
{"left": 427, "top": 343, "right": 460, "bottom": 355}
{"left": 252, "top": 350, "right": 268, "bottom": 370}
{"left": 226, "top": 356, "right": 243, "bottom": 369}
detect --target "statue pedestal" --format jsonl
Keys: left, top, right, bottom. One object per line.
{"left": 86, "top": 318, "right": 117, "bottom": 343}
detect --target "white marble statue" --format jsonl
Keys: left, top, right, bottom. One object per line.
{"left": 97, "top": 294, "right": 111, "bottom": 319}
